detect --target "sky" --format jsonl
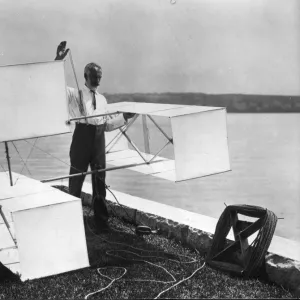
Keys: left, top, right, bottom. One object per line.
{"left": 0, "top": 0, "right": 299, "bottom": 95}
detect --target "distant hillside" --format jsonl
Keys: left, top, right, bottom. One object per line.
{"left": 104, "top": 93, "right": 300, "bottom": 113}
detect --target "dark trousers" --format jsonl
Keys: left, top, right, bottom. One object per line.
{"left": 69, "top": 123, "right": 108, "bottom": 226}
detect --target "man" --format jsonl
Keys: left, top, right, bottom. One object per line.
{"left": 55, "top": 41, "right": 135, "bottom": 232}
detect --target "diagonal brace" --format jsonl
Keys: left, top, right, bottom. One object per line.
{"left": 0, "top": 205, "right": 17, "bottom": 246}
{"left": 106, "top": 114, "right": 139, "bottom": 153}
{"left": 148, "top": 140, "right": 172, "bottom": 163}
{"left": 147, "top": 115, "right": 173, "bottom": 144}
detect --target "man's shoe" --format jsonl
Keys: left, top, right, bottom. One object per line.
{"left": 95, "top": 222, "right": 111, "bottom": 234}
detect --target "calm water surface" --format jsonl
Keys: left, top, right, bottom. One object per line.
{"left": 1, "top": 114, "right": 299, "bottom": 242}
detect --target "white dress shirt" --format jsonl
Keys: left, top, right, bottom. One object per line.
{"left": 67, "top": 85, "right": 127, "bottom": 131}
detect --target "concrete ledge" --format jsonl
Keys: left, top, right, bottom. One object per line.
{"left": 48, "top": 181, "right": 300, "bottom": 297}
{"left": 266, "top": 254, "right": 300, "bottom": 297}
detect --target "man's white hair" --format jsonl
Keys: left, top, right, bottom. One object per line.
{"left": 84, "top": 62, "right": 102, "bottom": 78}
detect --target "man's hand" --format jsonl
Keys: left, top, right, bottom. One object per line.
{"left": 55, "top": 41, "right": 69, "bottom": 60}
{"left": 123, "top": 112, "right": 136, "bottom": 121}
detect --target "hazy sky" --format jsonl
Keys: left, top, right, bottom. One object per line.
{"left": 0, "top": 0, "right": 299, "bottom": 95}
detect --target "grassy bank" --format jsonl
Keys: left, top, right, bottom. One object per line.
{"left": 0, "top": 208, "right": 296, "bottom": 299}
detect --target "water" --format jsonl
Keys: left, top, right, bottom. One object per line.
{"left": 1, "top": 113, "right": 299, "bottom": 242}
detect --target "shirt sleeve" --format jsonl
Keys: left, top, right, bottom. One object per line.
{"left": 66, "top": 87, "right": 81, "bottom": 119}
{"left": 103, "top": 96, "right": 127, "bottom": 132}
{"left": 105, "top": 114, "right": 127, "bottom": 132}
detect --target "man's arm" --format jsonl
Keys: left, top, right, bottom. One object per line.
{"left": 54, "top": 41, "right": 83, "bottom": 120}
{"left": 67, "top": 87, "right": 82, "bottom": 119}
{"left": 105, "top": 114, "right": 127, "bottom": 132}
{"left": 104, "top": 102, "right": 135, "bottom": 132}
{"left": 54, "top": 41, "right": 134, "bottom": 126}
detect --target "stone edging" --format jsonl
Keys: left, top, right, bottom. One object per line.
{"left": 108, "top": 202, "right": 300, "bottom": 297}
{"left": 59, "top": 186, "right": 300, "bottom": 297}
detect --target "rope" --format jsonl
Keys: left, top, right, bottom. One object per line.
{"left": 154, "top": 262, "right": 206, "bottom": 299}
{"left": 246, "top": 209, "right": 277, "bottom": 277}
{"left": 82, "top": 203, "right": 205, "bottom": 299}
{"left": 22, "top": 132, "right": 143, "bottom": 229}
{"left": 84, "top": 267, "right": 127, "bottom": 299}
{"left": 0, "top": 139, "right": 38, "bottom": 185}
{"left": 207, "top": 204, "right": 277, "bottom": 278}
{"left": 85, "top": 201, "right": 201, "bottom": 264}
{"left": 6, "top": 101, "right": 205, "bottom": 299}
{"left": 0, "top": 162, "right": 7, "bottom": 174}
{"left": 89, "top": 191, "right": 139, "bottom": 236}
{"left": 24, "top": 139, "right": 72, "bottom": 171}
{"left": 11, "top": 141, "right": 34, "bottom": 184}
{"left": 22, "top": 44, "right": 207, "bottom": 297}
{"left": 50, "top": 185, "right": 205, "bottom": 298}
{"left": 54, "top": 180, "right": 146, "bottom": 237}
{"left": 106, "top": 185, "right": 146, "bottom": 227}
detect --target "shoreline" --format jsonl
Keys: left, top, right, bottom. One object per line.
{"left": 105, "top": 93, "right": 300, "bottom": 113}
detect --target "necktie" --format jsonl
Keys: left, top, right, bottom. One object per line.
{"left": 78, "top": 90, "right": 85, "bottom": 115}
{"left": 91, "top": 90, "right": 96, "bottom": 110}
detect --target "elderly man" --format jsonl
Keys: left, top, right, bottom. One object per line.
{"left": 55, "top": 41, "right": 134, "bottom": 232}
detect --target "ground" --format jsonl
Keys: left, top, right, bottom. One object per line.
{"left": 0, "top": 205, "right": 296, "bottom": 299}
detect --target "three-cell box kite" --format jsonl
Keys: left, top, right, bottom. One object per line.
{"left": 0, "top": 60, "right": 230, "bottom": 281}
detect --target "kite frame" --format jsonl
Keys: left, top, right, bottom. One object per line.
{"left": 41, "top": 111, "right": 174, "bottom": 183}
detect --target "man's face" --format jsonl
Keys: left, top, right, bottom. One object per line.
{"left": 86, "top": 67, "right": 102, "bottom": 89}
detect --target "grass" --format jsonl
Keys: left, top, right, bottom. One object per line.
{"left": 0, "top": 207, "right": 297, "bottom": 299}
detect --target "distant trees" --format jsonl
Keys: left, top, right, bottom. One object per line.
{"left": 105, "top": 93, "right": 300, "bottom": 113}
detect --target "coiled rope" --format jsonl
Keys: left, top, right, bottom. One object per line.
{"left": 83, "top": 196, "right": 206, "bottom": 299}
{"left": 53, "top": 184, "right": 206, "bottom": 298}
{"left": 207, "top": 204, "right": 277, "bottom": 278}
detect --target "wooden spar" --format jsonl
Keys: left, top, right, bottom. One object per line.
{"left": 69, "top": 111, "right": 120, "bottom": 122}
{"left": 106, "top": 114, "right": 139, "bottom": 153}
{"left": 118, "top": 128, "right": 149, "bottom": 163}
{"left": 0, "top": 205, "right": 17, "bottom": 245}
{"left": 40, "top": 158, "right": 165, "bottom": 183}
{"left": 148, "top": 140, "right": 172, "bottom": 163}
{"left": 142, "top": 115, "right": 150, "bottom": 154}
{"left": 4, "top": 142, "right": 13, "bottom": 186}
{"left": 106, "top": 113, "right": 148, "bottom": 164}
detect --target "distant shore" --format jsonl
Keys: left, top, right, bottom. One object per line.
{"left": 105, "top": 93, "right": 300, "bottom": 113}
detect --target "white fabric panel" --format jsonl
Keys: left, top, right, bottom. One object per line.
{"left": 105, "top": 131, "right": 129, "bottom": 153}
{"left": 107, "top": 102, "right": 186, "bottom": 115}
{"left": 0, "top": 247, "right": 19, "bottom": 265}
{"left": 105, "top": 106, "right": 230, "bottom": 182}
{"left": 152, "top": 106, "right": 223, "bottom": 117}
{"left": 107, "top": 149, "right": 166, "bottom": 163}
{"left": 0, "top": 61, "right": 70, "bottom": 142}
{"left": 0, "top": 189, "right": 77, "bottom": 213}
{"left": 106, "top": 101, "right": 223, "bottom": 117}
{"left": 171, "top": 109, "right": 230, "bottom": 181}
{"left": 106, "top": 149, "right": 175, "bottom": 179}
{"left": 6, "top": 263, "right": 21, "bottom": 275}
{"left": 13, "top": 200, "right": 89, "bottom": 281}
{"left": 0, "top": 223, "right": 16, "bottom": 248}
{"left": 106, "top": 102, "right": 136, "bottom": 112}
{"left": 149, "top": 169, "right": 176, "bottom": 181}
{"left": 130, "top": 160, "right": 175, "bottom": 175}
{"left": 0, "top": 172, "right": 54, "bottom": 200}
{"left": 106, "top": 149, "right": 138, "bottom": 161}
{"left": 0, "top": 173, "right": 89, "bottom": 280}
